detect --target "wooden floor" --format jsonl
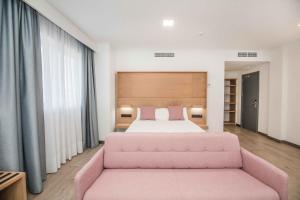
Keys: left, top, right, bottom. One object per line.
{"left": 225, "top": 125, "right": 300, "bottom": 200}
{"left": 28, "top": 146, "right": 102, "bottom": 200}
{"left": 29, "top": 126, "right": 300, "bottom": 200}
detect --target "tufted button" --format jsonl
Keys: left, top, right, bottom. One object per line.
{"left": 137, "top": 146, "right": 142, "bottom": 151}
{"left": 154, "top": 147, "right": 159, "bottom": 152}
{"left": 120, "top": 147, "right": 124, "bottom": 152}
{"left": 185, "top": 146, "right": 190, "bottom": 151}
{"left": 203, "top": 146, "right": 207, "bottom": 151}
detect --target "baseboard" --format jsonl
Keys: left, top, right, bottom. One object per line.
{"left": 257, "top": 131, "right": 281, "bottom": 143}
{"left": 283, "top": 140, "right": 300, "bottom": 149}
{"left": 257, "top": 132, "right": 300, "bottom": 148}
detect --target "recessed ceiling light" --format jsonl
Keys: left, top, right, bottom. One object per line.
{"left": 163, "top": 19, "right": 174, "bottom": 27}
{"left": 298, "top": 23, "right": 300, "bottom": 27}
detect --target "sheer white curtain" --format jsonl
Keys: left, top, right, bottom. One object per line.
{"left": 39, "top": 16, "right": 83, "bottom": 173}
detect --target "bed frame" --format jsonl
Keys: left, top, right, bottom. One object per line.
{"left": 115, "top": 72, "right": 208, "bottom": 129}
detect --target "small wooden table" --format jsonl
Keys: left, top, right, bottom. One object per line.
{"left": 115, "top": 123, "right": 131, "bottom": 132}
{"left": 0, "top": 171, "right": 27, "bottom": 200}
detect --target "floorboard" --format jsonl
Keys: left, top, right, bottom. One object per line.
{"left": 29, "top": 126, "right": 300, "bottom": 200}
{"left": 225, "top": 125, "right": 300, "bottom": 200}
{"left": 28, "top": 145, "right": 102, "bottom": 200}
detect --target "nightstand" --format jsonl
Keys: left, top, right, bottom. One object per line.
{"left": 199, "top": 124, "right": 208, "bottom": 130}
{"left": 115, "top": 123, "right": 131, "bottom": 132}
{"left": 190, "top": 118, "right": 208, "bottom": 130}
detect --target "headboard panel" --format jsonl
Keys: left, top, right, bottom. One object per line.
{"left": 115, "top": 72, "right": 208, "bottom": 128}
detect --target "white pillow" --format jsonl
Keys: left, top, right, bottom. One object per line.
{"left": 183, "top": 107, "right": 188, "bottom": 120}
{"left": 137, "top": 107, "right": 188, "bottom": 120}
{"left": 136, "top": 107, "right": 141, "bottom": 120}
{"left": 155, "top": 108, "right": 169, "bottom": 120}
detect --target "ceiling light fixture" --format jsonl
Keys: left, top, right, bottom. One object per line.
{"left": 298, "top": 23, "right": 300, "bottom": 27}
{"left": 163, "top": 19, "right": 174, "bottom": 27}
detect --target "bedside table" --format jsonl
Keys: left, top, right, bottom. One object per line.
{"left": 115, "top": 123, "right": 131, "bottom": 132}
{"left": 199, "top": 124, "right": 208, "bottom": 130}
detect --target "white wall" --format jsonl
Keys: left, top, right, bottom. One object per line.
{"left": 268, "top": 48, "right": 284, "bottom": 140}
{"left": 225, "top": 63, "right": 270, "bottom": 133}
{"left": 23, "top": 0, "right": 96, "bottom": 50}
{"left": 94, "top": 43, "right": 115, "bottom": 140}
{"left": 281, "top": 41, "right": 300, "bottom": 145}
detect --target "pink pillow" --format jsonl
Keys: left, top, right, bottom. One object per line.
{"left": 140, "top": 106, "right": 155, "bottom": 120}
{"left": 168, "top": 106, "right": 184, "bottom": 120}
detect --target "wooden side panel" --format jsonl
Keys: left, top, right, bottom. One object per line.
{"left": 117, "top": 98, "right": 206, "bottom": 108}
{"left": 118, "top": 72, "right": 206, "bottom": 98}
{"left": 0, "top": 172, "right": 27, "bottom": 200}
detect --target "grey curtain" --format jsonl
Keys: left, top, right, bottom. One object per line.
{"left": 0, "top": 0, "right": 46, "bottom": 194}
{"left": 82, "top": 47, "right": 99, "bottom": 148}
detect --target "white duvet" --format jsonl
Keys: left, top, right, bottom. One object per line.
{"left": 126, "top": 120, "right": 205, "bottom": 133}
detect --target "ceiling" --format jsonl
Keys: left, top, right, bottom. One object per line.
{"left": 47, "top": 0, "right": 300, "bottom": 49}
{"left": 225, "top": 61, "right": 269, "bottom": 71}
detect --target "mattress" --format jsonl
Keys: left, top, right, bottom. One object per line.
{"left": 126, "top": 120, "right": 205, "bottom": 133}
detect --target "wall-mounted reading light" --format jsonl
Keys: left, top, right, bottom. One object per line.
{"left": 191, "top": 106, "right": 203, "bottom": 118}
{"left": 120, "top": 106, "right": 133, "bottom": 117}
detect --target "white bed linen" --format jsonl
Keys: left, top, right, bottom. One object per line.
{"left": 126, "top": 120, "right": 205, "bottom": 133}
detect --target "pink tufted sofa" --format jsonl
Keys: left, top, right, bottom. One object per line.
{"left": 75, "top": 133, "right": 288, "bottom": 200}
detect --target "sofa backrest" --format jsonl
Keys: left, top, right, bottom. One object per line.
{"left": 104, "top": 132, "right": 242, "bottom": 169}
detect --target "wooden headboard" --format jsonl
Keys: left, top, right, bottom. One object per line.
{"left": 115, "top": 72, "right": 207, "bottom": 128}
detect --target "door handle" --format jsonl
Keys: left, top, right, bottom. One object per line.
{"left": 252, "top": 100, "right": 257, "bottom": 108}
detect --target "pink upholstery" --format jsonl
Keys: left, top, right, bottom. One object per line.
{"left": 140, "top": 106, "right": 155, "bottom": 120}
{"left": 168, "top": 106, "right": 184, "bottom": 120}
{"left": 104, "top": 132, "right": 243, "bottom": 169}
{"left": 241, "top": 148, "right": 288, "bottom": 200}
{"left": 75, "top": 133, "right": 288, "bottom": 200}
{"left": 84, "top": 169, "right": 279, "bottom": 200}
{"left": 75, "top": 148, "right": 104, "bottom": 200}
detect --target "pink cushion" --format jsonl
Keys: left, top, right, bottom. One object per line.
{"left": 104, "top": 132, "right": 243, "bottom": 169}
{"left": 140, "top": 106, "right": 155, "bottom": 120}
{"left": 168, "top": 106, "right": 184, "bottom": 120}
{"left": 83, "top": 169, "right": 279, "bottom": 200}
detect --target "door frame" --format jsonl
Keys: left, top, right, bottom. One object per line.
{"left": 241, "top": 71, "right": 260, "bottom": 132}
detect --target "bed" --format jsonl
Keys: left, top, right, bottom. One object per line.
{"left": 125, "top": 107, "right": 206, "bottom": 133}
{"left": 126, "top": 119, "right": 205, "bottom": 133}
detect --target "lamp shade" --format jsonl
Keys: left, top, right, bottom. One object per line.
{"left": 120, "top": 106, "right": 133, "bottom": 114}
{"left": 191, "top": 107, "right": 203, "bottom": 115}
